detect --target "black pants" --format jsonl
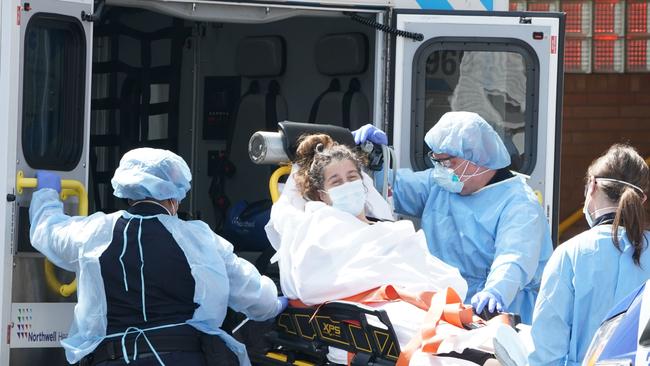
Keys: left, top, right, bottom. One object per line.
{"left": 93, "top": 351, "right": 207, "bottom": 365}
{"left": 80, "top": 325, "right": 239, "bottom": 366}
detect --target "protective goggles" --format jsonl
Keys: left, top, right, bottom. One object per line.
{"left": 428, "top": 151, "right": 453, "bottom": 168}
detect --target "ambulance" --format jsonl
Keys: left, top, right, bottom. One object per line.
{"left": 0, "top": 0, "right": 564, "bottom": 363}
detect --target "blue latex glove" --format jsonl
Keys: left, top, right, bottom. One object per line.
{"left": 275, "top": 296, "right": 289, "bottom": 316}
{"left": 36, "top": 171, "right": 62, "bottom": 193}
{"left": 351, "top": 124, "right": 388, "bottom": 145}
{"left": 471, "top": 289, "right": 504, "bottom": 314}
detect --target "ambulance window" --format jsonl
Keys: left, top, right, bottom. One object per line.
{"left": 411, "top": 39, "right": 539, "bottom": 175}
{"left": 22, "top": 14, "right": 85, "bottom": 170}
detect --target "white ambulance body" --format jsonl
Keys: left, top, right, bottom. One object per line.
{"left": 0, "top": 0, "right": 564, "bottom": 364}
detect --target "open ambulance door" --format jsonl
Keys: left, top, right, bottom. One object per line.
{"left": 9, "top": 0, "right": 93, "bottom": 364}
{"left": 390, "top": 10, "right": 564, "bottom": 242}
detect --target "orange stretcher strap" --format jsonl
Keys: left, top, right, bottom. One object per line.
{"left": 391, "top": 287, "right": 473, "bottom": 366}
{"left": 341, "top": 286, "right": 473, "bottom": 366}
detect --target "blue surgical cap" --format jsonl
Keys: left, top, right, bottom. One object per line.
{"left": 424, "top": 111, "right": 511, "bottom": 170}
{"left": 111, "top": 148, "right": 192, "bottom": 201}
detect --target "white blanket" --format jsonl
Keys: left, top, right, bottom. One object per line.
{"left": 265, "top": 169, "right": 468, "bottom": 304}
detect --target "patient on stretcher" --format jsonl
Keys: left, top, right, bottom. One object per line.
{"left": 264, "top": 134, "right": 527, "bottom": 366}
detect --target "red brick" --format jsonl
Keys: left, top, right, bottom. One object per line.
{"left": 564, "top": 76, "right": 575, "bottom": 92}
{"left": 620, "top": 106, "right": 650, "bottom": 118}
{"left": 573, "top": 75, "right": 587, "bottom": 92}
{"left": 562, "top": 118, "right": 590, "bottom": 131}
{"left": 613, "top": 75, "right": 633, "bottom": 92}
{"left": 630, "top": 76, "right": 650, "bottom": 92}
{"left": 568, "top": 106, "right": 620, "bottom": 118}
{"left": 584, "top": 93, "right": 622, "bottom": 106}
{"left": 561, "top": 142, "right": 612, "bottom": 156}
{"left": 586, "top": 76, "right": 609, "bottom": 92}
{"left": 563, "top": 94, "right": 588, "bottom": 106}
{"left": 634, "top": 94, "right": 650, "bottom": 104}
{"left": 588, "top": 118, "right": 641, "bottom": 130}
{"left": 631, "top": 77, "right": 641, "bottom": 92}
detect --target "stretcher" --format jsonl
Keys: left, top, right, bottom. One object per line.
{"left": 250, "top": 304, "right": 525, "bottom": 366}
{"left": 251, "top": 300, "right": 400, "bottom": 366}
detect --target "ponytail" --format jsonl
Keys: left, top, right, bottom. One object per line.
{"left": 612, "top": 187, "right": 648, "bottom": 265}
{"left": 294, "top": 134, "right": 334, "bottom": 201}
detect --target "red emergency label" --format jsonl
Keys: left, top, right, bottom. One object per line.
{"left": 551, "top": 35, "right": 557, "bottom": 54}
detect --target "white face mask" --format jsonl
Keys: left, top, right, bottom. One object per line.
{"left": 431, "top": 160, "right": 490, "bottom": 194}
{"left": 583, "top": 181, "right": 617, "bottom": 228}
{"left": 432, "top": 163, "right": 464, "bottom": 193}
{"left": 582, "top": 192, "right": 595, "bottom": 228}
{"left": 326, "top": 179, "right": 367, "bottom": 216}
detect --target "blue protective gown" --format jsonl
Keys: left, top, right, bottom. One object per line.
{"left": 391, "top": 168, "right": 553, "bottom": 324}
{"left": 29, "top": 189, "right": 278, "bottom": 365}
{"left": 528, "top": 225, "right": 650, "bottom": 366}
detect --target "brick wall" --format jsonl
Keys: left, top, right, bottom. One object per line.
{"left": 558, "top": 74, "right": 650, "bottom": 241}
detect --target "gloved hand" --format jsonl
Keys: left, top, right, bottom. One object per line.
{"left": 275, "top": 296, "right": 289, "bottom": 315}
{"left": 351, "top": 124, "right": 388, "bottom": 145}
{"left": 36, "top": 171, "right": 62, "bottom": 193}
{"left": 471, "top": 289, "right": 504, "bottom": 315}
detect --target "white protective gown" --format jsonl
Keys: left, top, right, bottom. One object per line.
{"left": 30, "top": 189, "right": 278, "bottom": 365}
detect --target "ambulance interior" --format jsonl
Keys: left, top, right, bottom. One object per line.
{"left": 89, "top": 5, "right": 379, "bottom": 266}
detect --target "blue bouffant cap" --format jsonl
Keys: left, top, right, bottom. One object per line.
{"left": 111, "top": 148, "right": 191, "bottom": 201}
{"left": 424, "top": 111, "right": 511, "bottom": 169}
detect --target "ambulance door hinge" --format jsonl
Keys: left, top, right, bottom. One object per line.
{"left": 519, "top": 17, "right": 532, "bottom": 24}
{"left": 81, "top": 0, "right": 105, "bottom": 23}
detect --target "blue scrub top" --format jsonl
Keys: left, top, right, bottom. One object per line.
{"left": 391, "top": 168, "right": 553, "bottom": 324}
{"left": 529, "top": 224, "right": 650, "bottom": 366}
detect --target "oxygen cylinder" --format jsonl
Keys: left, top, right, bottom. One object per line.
{"left": 248, "top": 131, "right": 289, "bottom": 165}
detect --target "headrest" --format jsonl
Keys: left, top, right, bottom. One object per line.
{"left": 315, "top": 33, "right": 368, "bottom": 76}
{"left": 236, "top": 36, "right": 286, "bottom": 77}
{"left": 278, "top": 121, "right": 356, "bottom": 161}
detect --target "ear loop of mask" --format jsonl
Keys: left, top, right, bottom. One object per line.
{"left": 457, "top": 161, "right": 491, "bottom": 183}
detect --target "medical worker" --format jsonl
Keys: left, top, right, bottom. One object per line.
{"left": 529, "top": 144, "right": 650, "bottom": 366}
{"left": 353, "top": 111, "right": 553, "bottom": 324}
{"left": 29, "top": 148, "right": 287, "bottom": 366}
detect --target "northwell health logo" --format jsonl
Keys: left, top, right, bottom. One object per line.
{"left": 14, "top": 307, "right": 68, "bottom": 342}
{"left": 14, "top": 307, "right": 32, "bottom": 340}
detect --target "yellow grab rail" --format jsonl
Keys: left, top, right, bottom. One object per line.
{"left": 269, "top": 165, "right": 292, "bottom": 203}
{"left": 16, "top": 171, "right": 88, "bottom": 216}
{"left": 558, "top": 209, "right": 585, "bottom": 237}
{"left": 16, "top": 170, "right": 87, "bottom": 297}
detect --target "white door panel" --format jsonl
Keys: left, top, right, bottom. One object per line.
{"left": 391, "top": 10, "right": 564, "bottom": 239}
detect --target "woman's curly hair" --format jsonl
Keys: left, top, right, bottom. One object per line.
{"left": 293, "top": 134, "right": 366, "bottom": 201}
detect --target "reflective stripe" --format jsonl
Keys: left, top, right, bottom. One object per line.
{"left": 119, "top": 218, "right": 134, "bottom": 291}
{"left": 119, "top": 212, "right": 162, "bottom": 322}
